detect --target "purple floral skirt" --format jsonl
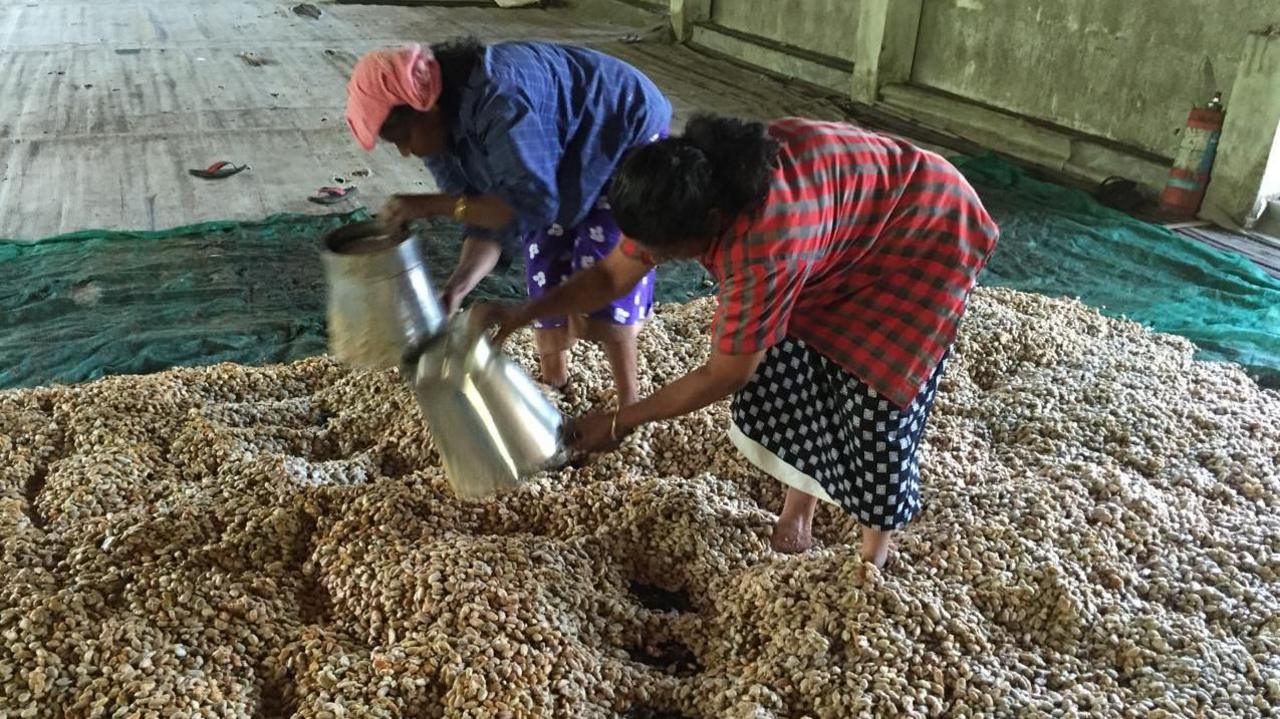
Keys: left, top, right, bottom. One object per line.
{"left": 523, "top": 196, "right": 656, "bottom": 329}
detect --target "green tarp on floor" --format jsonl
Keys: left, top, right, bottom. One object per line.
{"left": 0, "top": 212, "right": 712, "bottom": 389}
{"left": 955, "top": 154, "right": 1280, "bottom": 387}
{"left": 1, "top": 213, "right": 360, "bottom": 389}
{"left": 2, "top": 156, "right": 1278, "bottom": 390}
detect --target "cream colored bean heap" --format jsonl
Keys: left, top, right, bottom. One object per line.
{"left": 2, "top": 288, "right": 1278, "bottom": 718}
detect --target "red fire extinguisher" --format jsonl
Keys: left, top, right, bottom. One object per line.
{"left": 1160, "top": 92, "right": 1225, "bottom": 219}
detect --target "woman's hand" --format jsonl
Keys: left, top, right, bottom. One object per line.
{"left": 379, "top": 194, "right": 435, "bottom": 231}
{"left": 378, "top": 193, "right": 518, "bottom": 234}
{"left": 439, "top": 286, "right": 462, "bottom": 316}
{"left": 566, "top": 410, "right": 625, "bottom": 454}
{"left": 469, "top": 301, "right": 529, "bottom": 346}
{"left": 439, "top": 237, "right": 503, "bottom": 317}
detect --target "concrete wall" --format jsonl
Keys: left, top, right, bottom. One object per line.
{"left": 1203, "top": 30, "right": 1280, "bottom": 228}
{"left": 911, "top": 0, "right": 1279, "bottom": 159}
{"left": 1263, "top": 132, "right": 1280, "bottom": 204}
{"left": 710, "top": 0, "right": 859, "bottom": 61}
{"left": 675, "top": 0, "right": 1280, "bottom": 217}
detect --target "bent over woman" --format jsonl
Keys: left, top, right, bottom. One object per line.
{"left": 346, "top": 39, "right": 671, "bottom": 406}
{"left": 476, "top": 115, "right": 998, "bottom": 566}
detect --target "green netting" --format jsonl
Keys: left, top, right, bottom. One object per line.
{"left": 956, "top": 154, "right": 1280, "bottom": 387}
{"left": 0, "top": 213, "right": 712, "bottom": 390}
{"left": 4, "top": 157, "right": 1278, "bottom": 390}
{"left": 1, "top": 213, "right": 365, "bottom": 389}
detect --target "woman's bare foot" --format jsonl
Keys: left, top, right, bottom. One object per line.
{"left": 545, "top": 379, "right": 577, "bottom": 403}
{"left": 771, "top": 488, "right": 820, "bottom": 553}
{"left": 534, "top": 327, "right": 574, "bottom": 388}
{"left": 586, "top": 319, "right": 642, "bottom": 408}
{"left": 860, "top": 526, "right": 895, "bottom": 568}
{"left": 770, "top": 518, "right": 813, "bottom": 553}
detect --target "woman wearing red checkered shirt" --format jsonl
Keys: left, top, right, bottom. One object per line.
{"left": 475, "top": 114, "right": 998, "bottom": 567}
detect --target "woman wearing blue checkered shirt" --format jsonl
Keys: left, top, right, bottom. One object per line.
{"left": 346, "top": 39, "right": 672, "bottom": 408}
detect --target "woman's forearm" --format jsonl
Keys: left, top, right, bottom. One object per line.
{"left": 456, "top": 194, "right": 516, "bottom": 231}
{"left": 515, "top": 247, "right": 651, "bottom": 325}
{"left": 412, "top": 194, "right": 515, "bottom": 232}
{"left": 443, "top": 236, "right": 502, "bottom": 301}
{"left": 615, "top": 350, "right": 766, "bottom": 433}
{"left": 616, "top": 365, "right": 734, "bottom": 431}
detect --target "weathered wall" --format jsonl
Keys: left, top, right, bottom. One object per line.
{"left": 911, "top": 0, "right": 1279, "bottom": 159}
{"left": 710, "top": 0, "right": 859, "bottom": 61}
{"left": 1203, "top": 30, "right": 1280, "bottom": 227}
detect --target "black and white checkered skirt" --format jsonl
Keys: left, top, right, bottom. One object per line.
{"left": 728, "top": 337, "right": 946, "bottom": 531}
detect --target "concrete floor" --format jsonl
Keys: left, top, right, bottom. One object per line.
{"left": 0, "top": 0, "right": 852, "bottom": 240}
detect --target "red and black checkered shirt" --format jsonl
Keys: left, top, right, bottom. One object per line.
{"left": 630, "top": 118, "right": 999, "bottom": 408}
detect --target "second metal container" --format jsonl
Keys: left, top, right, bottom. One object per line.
{"left": 320, "top": 221, "right": 446, "bottom": 370}
{"left": 403, "top": 313, "right": 567, "bottom": 499}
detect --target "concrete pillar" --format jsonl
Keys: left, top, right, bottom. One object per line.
{"left": 1203, "top": 29, "right": 1280, "bottom": 229}
{"left": 851, "top": 0, "right": 924, "bottom": 104}
{"left": 669, "top": 0, "right": 712, "bottom": 43}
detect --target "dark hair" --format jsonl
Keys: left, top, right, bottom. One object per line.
{"left": 610, "top": 114, "right": 780, "bottom": 251}
{"left": 379, "top": 37, "right": 485, "bottom": 142}
{"left": 433, "top": 37, "right": 486, "bottom": 124}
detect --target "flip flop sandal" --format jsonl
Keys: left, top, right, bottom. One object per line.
{"left": 292, "top": 3, "right": 322, "bottom": 20}
{"left": 189, "top": 161, "right": 249, "bottom": 180}
{"left": 308, "top": 186, "right": 358, "bottom": 205}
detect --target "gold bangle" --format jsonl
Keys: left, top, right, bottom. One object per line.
{"left": 452, "top": 196, "right": 468, "bottom": 223}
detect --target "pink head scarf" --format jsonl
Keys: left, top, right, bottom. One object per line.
{"left": 345, "top": 44, "right": 443, "bottom": 151}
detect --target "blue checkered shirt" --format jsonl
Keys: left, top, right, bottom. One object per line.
{"left": 425, "top": 42, "right": 672, "bottom": 255}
